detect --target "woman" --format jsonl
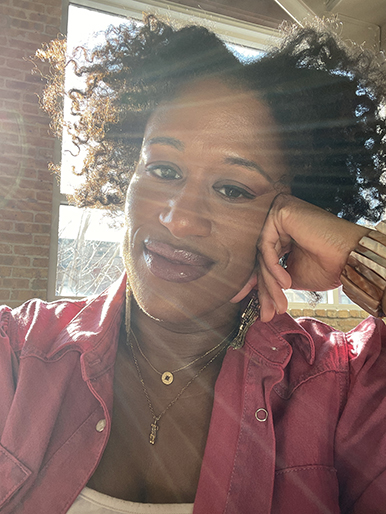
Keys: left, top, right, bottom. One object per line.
{"left": 1, "top": 16, "right": 386, "bottom": 513}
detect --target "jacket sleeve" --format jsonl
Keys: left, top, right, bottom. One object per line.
{"left": 334, "top": 317, "right": 386, "bottom": 514}
{"left": 0, "top": 307, "right": 19, "bottom": 435}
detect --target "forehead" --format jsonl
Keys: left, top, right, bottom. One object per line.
{"left": 144, "top": 79, "right": 280, "bottom": 148}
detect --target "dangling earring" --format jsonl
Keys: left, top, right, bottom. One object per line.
{"left": 230, "top": 289, "right": 260, "bottom": 350}
{"left": 125, "top": 279, "right": 132, "bottom": 334}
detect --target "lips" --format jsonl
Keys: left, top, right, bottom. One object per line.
{"left": 143, "top": 240, "right": 215, "bottom": 283}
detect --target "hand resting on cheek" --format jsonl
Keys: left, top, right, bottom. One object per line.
{"left": 231, "top": 194, "right": 370, "bottom": 322}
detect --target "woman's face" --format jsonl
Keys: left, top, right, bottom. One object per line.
{"left": 123, "top": 79, "right": 288, "bottom": 324}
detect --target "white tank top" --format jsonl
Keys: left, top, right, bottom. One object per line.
{"left": 67, "top": 487, "right": 194, "bottom": 514}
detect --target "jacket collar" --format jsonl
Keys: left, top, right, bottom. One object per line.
{"left": 15, "top": 273, "right": 314, "bottom": 379}
{"left": 245, "top": 312, "right": 316, "bottom": 366}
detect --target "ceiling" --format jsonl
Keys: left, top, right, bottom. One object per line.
{"left": 169, "top": 0, "right": 386, "bottom": 49}
{"left": 306, "top": 0, "right": 386, "bottom": 27}
{"left": 275, "top": 0, "right": 386, "bottom": 49}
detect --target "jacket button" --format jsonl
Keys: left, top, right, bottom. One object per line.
{"left": 255, "top": 408, "right": 268, "bottom": 422}
{"left": 96, "top": 419, "right": 107, "bottom": 432}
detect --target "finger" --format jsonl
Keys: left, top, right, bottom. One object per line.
{"left": 259, "top": 258, "right": 288, "bottom": 315}
{"left": 258, "top": 231, "right": 292, "bottom": 290}
{"left": 230, "top": 273, "right": 258, "bottom": 303}
{"left": 257, "top": 275, "right": 277, "bottom": 323}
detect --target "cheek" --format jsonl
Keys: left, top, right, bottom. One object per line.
{"left": 219, "top": 198, "right": 272, "bottom": 256}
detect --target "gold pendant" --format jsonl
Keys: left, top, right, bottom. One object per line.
{"left": 150, "top": 421, "right": 158, "bottom": 444}
{"left": 161, "top": 371, "right": 174, "bottom": 385}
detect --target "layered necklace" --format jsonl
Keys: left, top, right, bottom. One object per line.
{"left": 130, "top": 328, "right": 229, "bottom": 385}
{"left": 126, "top": 328, "right": 233, "bottom": 445}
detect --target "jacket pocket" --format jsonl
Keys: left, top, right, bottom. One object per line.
{"left": 272, "top": 465, "right": 340, "bottom": 514}
{"left": 0, "top": 444, "right": 31, "bottom": 509}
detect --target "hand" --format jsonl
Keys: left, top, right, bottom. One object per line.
{"left": 231, "top": 194, "right": 370, "bottom": 322}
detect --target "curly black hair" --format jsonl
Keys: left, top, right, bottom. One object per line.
{"left": 36, "top": 15, "right": 386, "bottom": 223}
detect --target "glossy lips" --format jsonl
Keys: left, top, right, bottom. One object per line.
{"left": 143, "top": 240, "right": 214, "bottom": 283}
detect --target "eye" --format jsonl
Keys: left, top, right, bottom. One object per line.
{"left": 214, "top": 184, "right": 256, "bottom": 201}
{"left": 147, "top": 164, "right": 182, "bottom": 180}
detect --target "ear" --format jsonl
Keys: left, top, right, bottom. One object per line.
{"left": 230, "top": 273, "right": 258, "bottom": 303}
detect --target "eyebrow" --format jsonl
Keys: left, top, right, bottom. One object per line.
{"left": 146, "top": 136, "right": 185, "bottom": 151}
{"left": 224, "top": 156, "right": 273, "bottom": 183}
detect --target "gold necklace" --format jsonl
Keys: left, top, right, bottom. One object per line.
{"left": 130, "top": 328, "right": 230, "bottom": 385}
{"left": 127, "top": 332, "right": 229, "bottom": 445}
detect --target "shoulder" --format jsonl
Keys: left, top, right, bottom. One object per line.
{"left": 295, "top": 315, "right": 386, "bottom": 375}
{"left": 0, "top": 274, "right": 126, "bottom": 356}
{"left": 0, "top": 297, "right": 90, "bottom": 354}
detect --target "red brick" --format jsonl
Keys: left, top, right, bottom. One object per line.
{"left": 5, "top": 198, "right": 51, "bottom": 213}
{"left": 2, "top": 99, "right": 21, "bottom": 111}
{"left": 32, "top": 257, "right": 49, "bottom": 267}
{"left": 45, "top": 5, "right": 61, "bottom": 17}
{"left": 22, "top": 103, "right": 41, "bottom": 115}
{"left": 31, "top": 277, "right": 47, "bottom": 290}
{"left": 0, "top": 67, "right": 26, "bottom": 81}
{"left": 43, "top": 24, "right": 60, "bottom": 37}
{"left": 0, "top": 47, "right": 26, "bottom": 60}
{"left": 34, "top": 213, "right": 52, "bottom": 223}
{"left": 14, "top": 244, "right": 49, "bottom": 256}
{"left": 0, "top": 220, "right": 13, "bottom": 231}
{"left": 10, "top": 289, "right": 35, "bottom": 302}
{"left": 1, "top": 209, "right": 34, "bottom": 222}
{"left": 0, "top": 6, "right": 27, "bottom": 19}
{"left": 12, "top": 267, "right": 48, "bottom": 278}
{"left": 0, "top": 232, "right": 33, "bottom": 244}
{"left": 28, "top": 12, "right": 58, "bottom": 25}
{"left": 15, "top": 222, "right": 50, "bottom": 233}
{"left": 36, "top": 191, "right": 53, "bottom": 203}
{"left": 0, "top": 255, "right": 30, "bottom": 267}
{"left": 0, "top": 176, "right": 15, "bottom": 188}
{"left": 5, "top": 79, "right": 37, "bottom": 92}
{"left": 23, "top": 92, "right": 40, "bottom": 103}
{"left": 12, "top": 0, "right": 45, "bottom": 12}
{"left": 15, "top": 168, "right": 38, "bottom": 179}
{"left": 2, "top": 277, "right": 30, "bottom": 289}
{"left": 0, "top": 244, "right": 12, "bottom": 254}
{"left": 1, "top": 132, "right": 22, "bottom": 145}
{"left": 33, "top": 234, "right": 50, "bottom": 246}
{"left": 0, "top": 88, "right": 22, "bottom": 100}
{"left": 10, "top": 18, "right": 44, "bottom": 32}
{"left": 0, "top": 267, "right": 12, "bottom": 277}
{"left": 0, "top": 289, "right": 11, "bottom": 301}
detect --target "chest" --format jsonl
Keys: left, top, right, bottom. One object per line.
{"left": 87, "top": 348, "right": 215, "bottom": 503}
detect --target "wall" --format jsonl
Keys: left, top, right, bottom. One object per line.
{"left": 288, "top": 307, "right": 368, "bottom": 332}
{"left": 0, "top": 0, "right": 62, "bottom": 308}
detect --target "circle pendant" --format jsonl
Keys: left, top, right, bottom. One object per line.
{"left": 161, "top": 371, "right": 174, "bottom": 385}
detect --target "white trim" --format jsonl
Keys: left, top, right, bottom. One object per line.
{"left": 69, "top": 0, "right": 280, "bottom": 50}
{"left": 273, "top": 0, "right": 380, "bottom": 49}
{"left": 273, "top": 0, "right": 315, "bottom": 26}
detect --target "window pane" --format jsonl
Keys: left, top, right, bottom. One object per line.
{"left": 285, "top": 290, "right": 328, "bottom": 304}
{"left": 338, "top": 285, "right": 355, "bottom": 304}
{"left": 57, "top": 205, "right": 124, "bottom": 297}
{"left": 61, "top": 5, "right": 134, "bottom": 195}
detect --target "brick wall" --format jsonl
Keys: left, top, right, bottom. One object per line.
{"left": 0, "top": 0, "right": 62, "bottom": 308}
{"left": 289, "top": 308, "right": 368, "bottom": 332}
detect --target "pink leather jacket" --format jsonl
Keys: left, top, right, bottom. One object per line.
{"left": 1, "top": 274, "right": 386, "bottom": 513}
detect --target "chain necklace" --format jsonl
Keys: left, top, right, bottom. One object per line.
{"left": 127, "top": 331, "right": 230, "bottom": 445}
{"left": 130, "top": 328, "right": 230, "bottom": 385}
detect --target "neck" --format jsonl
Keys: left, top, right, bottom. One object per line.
{"left": 128, "top": 299, "right": 240, "bottom": 372}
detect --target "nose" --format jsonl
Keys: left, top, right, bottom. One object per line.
{"left": 159, "top": 185, "right": 212, "bottom": 238}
